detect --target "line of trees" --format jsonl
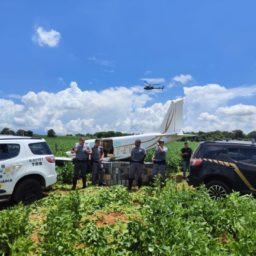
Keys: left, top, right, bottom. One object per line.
{"left": 1, "top": 127, "right": 256, "bottom": 141}
{"left": 68, "top": 131, "right": 132, "bottom": 138}
{"left": 0, "top": 128, "right": 33, "bottom": 137}
{"left": 0, "top": 128, "right": 57, "bottom": 138}
{"left": 69, "top": 129, "right": 256, "bottom": 141}
{"left": 182, "top": 130, "right": 256, "bottom": 141}
{"left": 0, "top": 128, "right": 131, "bottom": 139}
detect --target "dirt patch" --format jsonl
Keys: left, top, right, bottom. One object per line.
{"left": 74, "top": 243, "right": 87, "bottom": 249}
{"left": 219, "top": 233, "right": 229, "bottom": 244}
{"left": 96, "top": 212, "right": 129, "bottom": 227}
{"left": 31, "top": 231, "right": 40, "bottom": 245}
{"left": 173, "top": 174, "right": 185, "bottom": 182}
{"left": 29, "top": 212, "right": 46, "bottom": 224}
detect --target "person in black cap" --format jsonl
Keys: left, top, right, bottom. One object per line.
{"left": 181, "top": 142, "right": 192, "bottom": 179}
{"left": 152, "top": 139, "right": 168, "bottom": 183}
{"left": 128, "top": 139, "right": 146, "bottom": 191}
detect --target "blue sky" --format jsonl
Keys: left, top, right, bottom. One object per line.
{"left": 0, "top": 0, "right": 256, "bottom": 134}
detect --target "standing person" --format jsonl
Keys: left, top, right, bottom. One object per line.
{"left": 71, "top": 137, "right": 91, "bottom": 190}
{"left": 181, "top": 142, "right": 193, "bottom": 179}
{"left": 128, "top": 139, "right": 146, "bottom": 191}
{"left": 152, "top": 139, "right": 168, "bottom": 183}
{"left": 91, "top": 139, "right": 104, "bottom": 185}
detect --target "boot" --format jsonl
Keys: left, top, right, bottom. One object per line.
{"left": 72, "top": 178, "right": 77, "bottom": 190}
{"left": 82, "top": 177, "right": 86, "bottom": 189}
{"left": 138, "top": 178, "right": 142, "bottom": 189}
{"left": 148, "top": 175, "right": 154, "bottom": 186}
{"left": 128, "top": 179, "right": 133, "bottom": 191}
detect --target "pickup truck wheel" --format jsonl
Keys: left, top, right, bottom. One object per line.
{"left": 13, "top": 179, "right": 43, "bottom": 204}
{"left": 205, "top": 180, "right": 231, "bottom": 199}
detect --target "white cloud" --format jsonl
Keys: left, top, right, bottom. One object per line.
{"left": 183, "top": 83, "right": 256, "bottom": 132}
{"left": 173, "top": 74, "right": 192, "bottom": 85}
{"left": 0, "top": 99, "right": 24, "bottom": 128}
{"left": 141, "top": 78, "right": 165, "bottom": 84}
{"left": 217, "top": 104, "right": 256, "bottom": 116}
{"left": 33, "top": 26, "right": 61, "bottom": 47}
{"left": 198, "top": 112, "right": 220, "bottom": 122}
{"left": 0, "top": 81, "right": 171, "bottom": 135}
{"left": 1, "top": 81, "right": 256, "bottom": 135}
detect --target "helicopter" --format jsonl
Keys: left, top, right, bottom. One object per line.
{"left": 143, "top": 81, "right": 164, "bottom": 90}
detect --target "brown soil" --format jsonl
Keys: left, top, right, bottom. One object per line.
{"left": 173, "top": 174, "right": 184, "bottom": 182}
{"left": 219, "top": 233, "right": 229, "bottom": 244}
{"left": 29, "top": 211, "right": 46, "bottom": 223}
{"left": 74, "top": 243, "right": 87, "bottom": 249}
{"left": 96, "top": 212, "right": 129, "bottom": 227}
{"left": 31, "top": 231, "right": 40, "bottom": 245}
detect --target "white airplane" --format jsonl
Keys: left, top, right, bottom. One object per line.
{"left": 55, "top": 98, "right": 184, "bottom": 164}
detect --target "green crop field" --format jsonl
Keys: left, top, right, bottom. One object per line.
{"left": 1, "top": 137, "right": 256, "bottom": 255}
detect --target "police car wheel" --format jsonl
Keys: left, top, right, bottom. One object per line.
{"left": 13, "top": 179, "right": 43, "bottom": 204}
{"left": 205, "top": 180, "right": 230, "bottom": 200}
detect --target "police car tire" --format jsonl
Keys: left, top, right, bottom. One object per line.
{"left": 205, "top": 180, "right": 231, "bottom": 199}
{"left": 13, "top": 179, "right": 43, "bottom": 204}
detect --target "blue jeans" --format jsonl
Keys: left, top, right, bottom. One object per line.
{"left": 182, "top": 160, "right": 190, "bottom": 178}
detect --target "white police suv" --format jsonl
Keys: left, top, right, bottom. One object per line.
{"left": 0, "top": 136, "right": 57, "bottom": 203}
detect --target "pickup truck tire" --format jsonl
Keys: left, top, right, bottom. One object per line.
{"left": 205, "top": 180, "right": 231, "bottom": 199}
{"left": 13, "top": 179, "right": 43, "bottom": 204}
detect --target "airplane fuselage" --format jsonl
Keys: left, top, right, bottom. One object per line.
{"left": 65, "top": 133, "right": 180, "bottom": 160}
{"left": 108, "top": 133, "right": 178, "bottom": 159}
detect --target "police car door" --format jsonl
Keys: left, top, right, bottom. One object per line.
{"left": 0, "top": 143, "right": 21, "bottom": 195}
{"left": 236, "top": 146, "right": 256, "bottom": 190}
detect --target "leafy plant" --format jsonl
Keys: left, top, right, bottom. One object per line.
{"left": 3, "top": 139, "right": 256, "bottom": 255}
{"left": 0, "top": 204, "right": 31, "bottom": 255}
{"left": 56, "top": 161, "right": 74, "bottom": 184}
{"left": 10, "top": 236, "right": 35, "bottom": 256}
{"left": 40, "top": 193, "right": 81, "bottom": 255}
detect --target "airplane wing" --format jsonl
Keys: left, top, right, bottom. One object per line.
{"left": 160, "top": 133, "right": 196, "bottom": 137}
{"left": 55, "top": 156, "right": 72, "bottom": 166}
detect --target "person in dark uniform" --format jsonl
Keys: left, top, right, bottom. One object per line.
{"left": 181, "top": 142, "right": 192, "bottom": 179}
{"left": 91, "top": 139, "right": 104, "bottom": 185}
{"left": 152, "top": 139, "right": 168, "bottom": 183}
{"left": 128, "top": 139, "right": 146, "bottom": 191}
{"left": 71, "top": 137, "right": 91, "bottom": 190}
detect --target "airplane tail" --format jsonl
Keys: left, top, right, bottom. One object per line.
{"left": 159, "top": 98, "right": 183, "bottom": 134}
